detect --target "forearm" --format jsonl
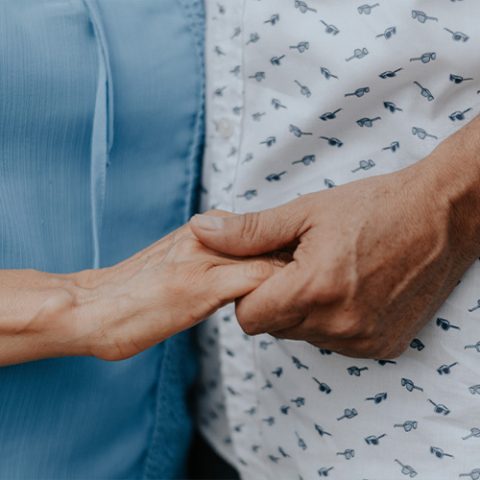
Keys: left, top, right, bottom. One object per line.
{"left": 415, "top": 115, "right": 480, "bottom": 260}
{"left": 0, "top": 269, "right": 90, "bottom": 365}
{"left": 0, "top": 221, "right": 278, "bottom": 366}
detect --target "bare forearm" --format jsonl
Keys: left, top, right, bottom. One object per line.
{"left": 0, "top": 269, "right": 88, "bottom": 365}
{"left": 0, "top": 221, "right": 277, "bottom": 366}
{"left": 415, "top": 115, "right": 480, "bottom": 260}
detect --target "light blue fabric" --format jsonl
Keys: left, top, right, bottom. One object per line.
{"left": 0, "top": 0, "right": 204, "bottom": 478}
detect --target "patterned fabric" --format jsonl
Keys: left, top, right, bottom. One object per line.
{"left": 198, "top": 1, "right": 480, "bottom": 479}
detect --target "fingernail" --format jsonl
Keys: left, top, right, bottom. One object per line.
{"left": 191, "top": 214, "right": 224, "bottom": 231}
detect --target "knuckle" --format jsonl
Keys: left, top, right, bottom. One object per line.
{"left": 237, "top": 307, "right": 263, "bottom": 336}
{"left": 174, "top": 235, "right": 201, "bottom": 257}
{"left": 360, "top": 319, "right": 378, "bottom": 339}
{"left": 286, "top": 267, "right": 347, "bottom": 313}
{"left": 325, "top": 312, "right": 363, "bottom": 338}
{"left": 238, "top": 213, "right": 262, "bottom": 241}
{"left": 313, "top": 274, "right": 345, "bottom": 305}
{"left": 239, "top": 318, "right": 262, "bottom": 336}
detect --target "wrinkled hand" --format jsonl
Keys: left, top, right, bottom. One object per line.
{"left": 75, "top": 214, "right": 281, "bottom": 361}
{"left": 191, "top": 156, "right": 478, "bottom": 359}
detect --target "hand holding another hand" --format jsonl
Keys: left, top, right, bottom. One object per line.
{"left": 191, "top": 136, "right": 480, "bottom": 359}
{"left": 69, "top": 214, "right": 281, "bottom": 361}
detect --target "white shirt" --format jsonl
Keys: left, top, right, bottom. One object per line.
{"left": 198, "top": 2, "right": 480, "bottom": 479}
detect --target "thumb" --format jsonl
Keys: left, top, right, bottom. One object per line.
{"left": 189, "top": 199, "right": 310, "bottom": 256}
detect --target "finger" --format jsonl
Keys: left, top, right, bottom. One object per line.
{"left": 270, "top": 323, "right": 333, "bottom": 344}
{"left": 202, "top": 258, "right": 283, "bottom": 316}
{"left": 121, "top": 210, "right": 235, "bottom": 267}
{"left": 271, "top": 328, "right": 338, "bottom": 350}
{"left": 235, "top": 260, "right": 308, "bottom": 335}
{"left": 270, "top": 328, "right": 360, "bottom": 358}
{"left": 272, "top": 323, "right": 382, "bottom": 360}
{"left": 189, "top": 198, "right": 311, "bottom": 257}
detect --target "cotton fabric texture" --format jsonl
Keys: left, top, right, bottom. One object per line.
{"left": 198, "top": 1, "right": 480, "bottom": 479}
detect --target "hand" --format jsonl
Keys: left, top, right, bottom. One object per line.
{"left": 70, "top": 216, "right": 281, "bottom": 361}
{"left": 190, "top": 146, "right": 479, "bottom": 359}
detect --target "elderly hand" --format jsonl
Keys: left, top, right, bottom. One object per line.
{"left": 65, "top": 217, "right": 281, "bottom": 361}
{"left": 190, "top": 123, "right": 480, "bottom": 359}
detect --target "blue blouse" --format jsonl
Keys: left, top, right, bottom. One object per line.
{"left": 0, "top": 1, "right": 204, "bottom": 478}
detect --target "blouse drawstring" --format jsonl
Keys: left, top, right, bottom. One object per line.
{"left": 83, "top": 0, "right": 114, "bottom": 268}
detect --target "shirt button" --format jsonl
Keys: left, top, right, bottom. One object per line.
{"left": 216, "top": 118, "right": 234, "bottom": 139}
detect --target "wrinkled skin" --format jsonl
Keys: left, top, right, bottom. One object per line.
{"left": 73, "top": 216, "right": 281, "bottom": 361}
{"left": 191, "top": 133, "right": 480, "bottom": 359}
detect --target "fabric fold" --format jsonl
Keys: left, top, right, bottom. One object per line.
{"left": 83, "top": 0, "right": 114, "bottom": 268}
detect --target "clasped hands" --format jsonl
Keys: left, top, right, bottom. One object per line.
{"left": 67, "top": 125, "right": 479, "bottom": 362}
{"left": 189, "top": 126, "right": 480, "bottom": 360}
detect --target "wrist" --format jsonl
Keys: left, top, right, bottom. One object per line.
{"left": 68, "top": 265, "right": 145, "bottom": 361}
{"left": 64, "top": 267, "right": 120, "bottom": 359}
{"left": 414, "top": 122, "right": 480, "bottom": 261}
{"left": 35, "top": 271, "right": 96, "bottom": 359}
{"left": 0, "top": 271, "right": 94, "bottom": 365}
